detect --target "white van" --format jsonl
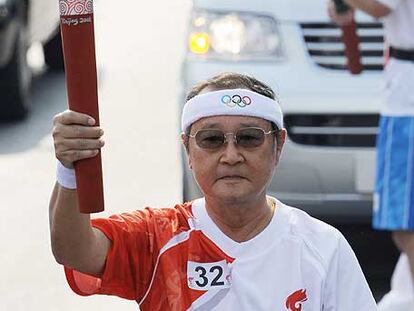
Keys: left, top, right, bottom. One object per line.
{"left": 181, "top": 0, "right": 384, "bottom": 224}
{"left": 0, "top": 0, "right": 61, "bottom": 120}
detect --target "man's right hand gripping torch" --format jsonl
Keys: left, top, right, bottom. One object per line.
{"left": 333, "top": 0, "right": 363, "bottom": 74}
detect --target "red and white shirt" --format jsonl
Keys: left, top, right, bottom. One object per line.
{"left": 65, "top": 197, "right": 376, "bottom": 310}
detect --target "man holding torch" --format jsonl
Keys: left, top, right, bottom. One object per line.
{"left": 49, "top": 72, "right": 377, "bottom": 310}
{"left": 328, "top": 0, "right": 414, "bottom": 309}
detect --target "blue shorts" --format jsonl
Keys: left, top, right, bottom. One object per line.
{"left": 373, "top": 116, "right": 414, "bottom": 231}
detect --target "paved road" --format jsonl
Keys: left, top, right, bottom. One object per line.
{"left": 0, "top": 0, "right": 190, "bottom": 309}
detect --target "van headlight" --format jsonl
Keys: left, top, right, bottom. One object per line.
{"left": 188, "top": 11, "right": 283, "bottom": 61}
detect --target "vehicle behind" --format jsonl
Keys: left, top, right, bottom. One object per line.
{"left": 181, "top": 0, "right": 399, "bottom": 298}
{"left": 0, "top": 0, "right": 63, "bottom": 121}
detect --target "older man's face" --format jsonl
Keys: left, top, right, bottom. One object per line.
{"left": 185, "top": 115, "right": 285, "bottom": 204}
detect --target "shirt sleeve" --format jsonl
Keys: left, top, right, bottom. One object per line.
{"left": 64, "top": 209, "right": 163, "bottom": 301}
{"left": 322, "top": 234, "right": 377, "bottom": 310}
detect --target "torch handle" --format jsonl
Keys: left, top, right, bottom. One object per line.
{"left": 341, "top": 20, "right": 363, "bottom": 74}
{"left": 59, "top": 2, "right": 104, "bottom": 214}
{"left": 333, "top": 0, "right": 363, "bottom": 74}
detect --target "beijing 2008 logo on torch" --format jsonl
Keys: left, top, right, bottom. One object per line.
{"left": 221, "top": 94, "right": 252, "bottom": 108}
{"left": 59, "top": 0, "right": 94, "bottom": 16}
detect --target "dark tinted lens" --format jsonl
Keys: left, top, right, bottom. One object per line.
{"left": 236, "top": 128, "right": 265, "bottom": 148}
{"left": 195, "top": 130, "right": 225, "bottom": 149}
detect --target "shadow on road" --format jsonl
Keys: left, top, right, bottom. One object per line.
{"left": 0, "top": 71, "right": 67, "bottom": 154}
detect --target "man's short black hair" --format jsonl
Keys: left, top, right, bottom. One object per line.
{"left": 186, "top": 72, "right": 277, "bottom": 102}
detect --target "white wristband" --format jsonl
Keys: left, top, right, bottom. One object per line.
{"left": 56, "top": 161, "right": 77, "bottom": 189}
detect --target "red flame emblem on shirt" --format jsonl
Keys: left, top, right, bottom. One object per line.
{"left": 285, "top": 289, "right": 308, "bottom": 311}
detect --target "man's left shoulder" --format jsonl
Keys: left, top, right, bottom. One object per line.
{"left": 280, "top": 202, "right": 340, "bottom": 237}
{"left": 278, "top": 202, "right": 345, "bottom": 260}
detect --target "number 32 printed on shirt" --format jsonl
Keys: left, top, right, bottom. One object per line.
{"left": 187, "top": 260, "right": 232, "bottom": 290}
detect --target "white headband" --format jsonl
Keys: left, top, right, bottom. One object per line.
{"left": 181, "top": 88, "right": 283, "bottom": 132}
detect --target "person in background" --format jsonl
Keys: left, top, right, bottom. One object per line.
{"left": 328, "top": 1, "right": 414, "bottom": 309}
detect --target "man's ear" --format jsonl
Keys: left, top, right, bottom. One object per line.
{"left": 275, "top": 129, "right": 287, "bottom": 165}
{"left": 188, "top": 158, "right": 193, "bottom": 170}
{"left": 181, "top": 133, "right": 189, "bottom": 151}
{"left": 180, "top": 133, "right": 186, "bottom": 143}
{"left": 181, "top": 133, "right": 192, "bottom": 169}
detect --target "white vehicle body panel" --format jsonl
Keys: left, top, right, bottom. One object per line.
{"left": 182, "top": 0, "right": 384, "bottom": 222}
{"left": 28, "top": 0, "right": 60, "bottom": 43}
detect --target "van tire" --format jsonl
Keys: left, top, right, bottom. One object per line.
{"left": 0, "top": 22, "right": 31, "bottom": 121}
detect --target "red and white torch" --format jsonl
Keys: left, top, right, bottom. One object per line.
{"left": 59, "top": 0, "right": 104, "bottom": 213}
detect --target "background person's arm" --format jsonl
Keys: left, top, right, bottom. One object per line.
{"left": 343, "top": 0, "right": 392, "bottom": 18}
{"left": 49, "top": 110, "right": 110, "bottom": 277}
{"left": 328, "top": 0, "right": 392, "bottom": 26}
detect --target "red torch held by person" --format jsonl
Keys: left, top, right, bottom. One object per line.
{"left": 59, "top": 0, "right": 104, "bottom": 213}
{"left": 333, "top": 0, "right": 363, "bottom": 74}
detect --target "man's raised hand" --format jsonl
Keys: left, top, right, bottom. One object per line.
{"left": 52, "top": 110, "right": 105, "bottom": 169}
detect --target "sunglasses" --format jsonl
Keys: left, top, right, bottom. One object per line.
{"left": 187, "top": 127, "right": 277, "bottom": 149}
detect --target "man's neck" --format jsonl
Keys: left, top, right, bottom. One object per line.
{"left": 204, "top": 196, "right": 275, "bottom": 243}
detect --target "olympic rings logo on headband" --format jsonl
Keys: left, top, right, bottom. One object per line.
{"left": 221, "top": 95, "right": 252, "bottom": 108}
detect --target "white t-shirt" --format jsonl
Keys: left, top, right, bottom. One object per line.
{"left": 377, "top": 0, "right": 414, "bottom": 49}
{"left": 189, "top": 198, "right": 377, "bottom": 311}
{"left": 376, "top": 0, "right": 414, "bottom": 116}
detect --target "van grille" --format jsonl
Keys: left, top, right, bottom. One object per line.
{"left": 284, "top": 114, "right": 379, "bottom": 147}
{"left": 301, "top": 23, "right": 384, "bottom": 71}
